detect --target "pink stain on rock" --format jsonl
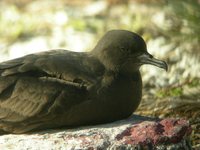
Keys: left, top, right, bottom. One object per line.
{"left": 116, "top": 118, "right": 192, "bottom": 146}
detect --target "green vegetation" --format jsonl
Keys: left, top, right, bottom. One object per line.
{"left": 167, "top": 0, "right": 200, "bottom": 41}
{"left": 0, "top": 5, "right": 51, "bottom": 44}
{"left": 156, "top": 86, "right": 183, "bottom": 98}
{"left": 188, "top": 78, "right": 200, "bottom": 87}
{"left": 156, "top": 77, "right": 200, "bottom": 98}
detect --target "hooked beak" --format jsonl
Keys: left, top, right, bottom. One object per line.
{"left": 138, "top": 52, "right": 168, "bottom": 71}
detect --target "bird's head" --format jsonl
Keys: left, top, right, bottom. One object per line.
{"left": 92, "top": 30, "right": 168, "bottom": 74}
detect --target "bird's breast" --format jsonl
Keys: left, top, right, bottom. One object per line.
{"left": 95, "top": 71, "right": 142, "bottom": 119}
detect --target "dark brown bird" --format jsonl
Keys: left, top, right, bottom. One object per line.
{"left": 0, "top": 30, "right": 167, "bottom": 134}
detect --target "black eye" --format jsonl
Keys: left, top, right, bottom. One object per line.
{"left": 120, "top": 46, "right": 126, "bottom": 51}
{"left": 120, "top": 46, "right": 131, "bottom": 54}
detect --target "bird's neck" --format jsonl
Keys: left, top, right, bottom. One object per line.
{"left": 101, "top": 70, "right": 142, "bottom": 89}
{"left": 97, "top": 70, "right": 142, "bottom": 95}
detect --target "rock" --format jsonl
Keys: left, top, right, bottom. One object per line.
{"left": 0, "top": 115, "right": 192, "bottom": 150}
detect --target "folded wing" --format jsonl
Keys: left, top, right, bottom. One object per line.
{"left": 0, "top": 50, "right": 103, "bottom": 133}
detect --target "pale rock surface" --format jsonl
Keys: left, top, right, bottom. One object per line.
{"left": 0, "top": 115, "right": 192, "bottom": 150}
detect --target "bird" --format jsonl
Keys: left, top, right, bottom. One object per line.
{"left": 0, "top": 30, "right": 168, "bottom": 134}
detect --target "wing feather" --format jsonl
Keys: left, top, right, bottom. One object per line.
{"left": 0, "top": 49, "right": 103, "bottom": 133}
{"left": 0, "top": 76, "right": 88, "bottom": 123}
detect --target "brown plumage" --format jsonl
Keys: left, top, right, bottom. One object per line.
{"left": 0, "top": 30, "right": 167, "bottom": 134}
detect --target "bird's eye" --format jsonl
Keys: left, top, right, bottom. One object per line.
{"left": 120, "top": 46, "right": 131, "bottom": 54}
{"left": 120, "top": 46, "right": 125, "bottom": 51}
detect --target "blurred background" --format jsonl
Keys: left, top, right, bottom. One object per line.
{"left": 0, "top": 0, "right": 199, "bottom": 148}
